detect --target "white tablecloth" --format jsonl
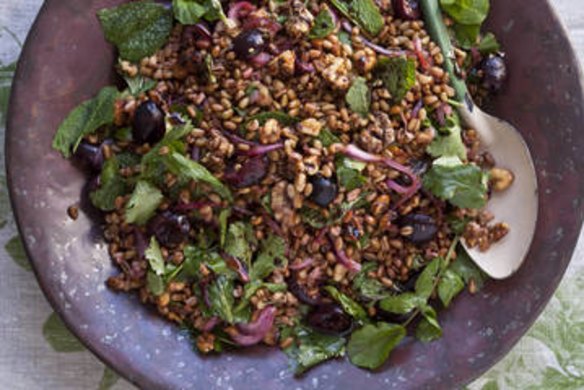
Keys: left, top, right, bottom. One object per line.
{"left": 0, "top": 1, "right": 582, "bottom": 389}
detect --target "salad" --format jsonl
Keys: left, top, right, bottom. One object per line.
{"left": 53, "top": 0, "right": 513, "bottom": 373}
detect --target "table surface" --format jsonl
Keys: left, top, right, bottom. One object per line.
{"left": 1, "top": 1, "right": 583, "bottom": 389}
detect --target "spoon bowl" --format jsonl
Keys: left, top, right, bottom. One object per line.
{"left": 459, "top": 106, "right": 538, "bottom": 279}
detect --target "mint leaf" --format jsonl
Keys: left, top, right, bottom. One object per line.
{"left": 336, "top": 156, "right": 367, "bottom": 191}
{"left": 453, "top": 23, "right": 481, "bottom": 49}
{"left": 330, "top": 0, "right": 384, "bottom": 36}
{"left": 324, "top": 286, "right": 368, "bottom": 321}
{"left": 224, "top": 222, "right": 254, "bottom": 268}
{"left": 317, "top": 128, "right": 340, "bottom": 147}
{"left": 98, "top": 1, "right": 173, "bottom": 62}
{"left": 125, "top": 180, "right": 163, "bottom": 225}
{"left": 250, "top": 234, "right": 286, "bottom": 280}
{"left": 422, "top": 156, "right": 488, "bottom": 209}
{"left": 147, "top": 270, "right": 165, "bottom": 295}
{"left": 52, "top": 86, "right": 119, "bottom": 158}
{"left": 347, "top": 323, "right": 406, "bottom": 369}
{"left": 346, "top": 77, "right": 370, "bottom": 117}
{"left": 477, "top": 32, "right": 500, "bottom": 54}
{"left": 415, "top": 305, "right": 442, "bottom": 342}
{"left": 208, "top": 275, "right": 235, "bottom": 323}
{"left": 167, "top": 152, "right": 233, "bottom": 201}
{"left": 439, "top": 0, "right": 489, "bottom": 26}
{"left": 379, "top": 292, "right": 425, "bottom": 314}
{"left": 415, "top": 258, "right": 443, "bottom": 299}
{"left": 427, "top": 113, "right": 467, "bottom": 160}
{"left": 310, "top": 7, "right": 336, "bottom": 39}
{"left": 123, "top": 74, "right": 156, "bottom": 96}
{"left": 285, "top": 326, "right": 346, "bottom": 374}
{"left": 90, "top": 157, "right": 128, "bottom": 211}
{"left": 145, "top": 237, "right": 165, "bottom": 275}
{"left": 376, "top": 57, "right": 416, "bottom": 102}
{"left": 438, "top": 269, "right": 465, "bottom": 307}
{"left": 173, "top": 0, "right": 208, "bottom": 24}
{"left": 450, "top": 244, "right": 488, "bottom": 290}
{"left": 299, "top": 206, "right": 329, "bottom": 229}
{"left": 352, "top": 262, "right": 389, "bottom": 301}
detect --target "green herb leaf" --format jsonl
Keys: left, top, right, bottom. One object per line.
{"left": 145, "top": 237, "right": 165, "bottom": 275}
{"left": 347, "top": 323, "right": 406, "bottom": 369}
{"left": 5, "top": 235, "right": 30, "bottom": 271}
{"left": 317, "top": 128, "right": 341, "bottom": 147}
{"left": 324, "top": 286, "right": 368, "bottom": 321}
{"left": 422, "top": 156, "right": 488, "bottom": 209}
{"left": 123, "top": 74, "right": 157, "bottom": 96}
{"left": 147, "top": 270, "right": 165, "bottom": 295}
{"left": 439, "top": 0, "right": 489, "bottom": 26}
{"left": 477, "top": 32, "right": 500, "bottom": 54}
{"left": 415, "top": 258, "right": 443, "bottom": 299}
{"left": 42, "top": 312, "right": 85, "bottom": 352}
{"left": 310, "top": 7, "right": 336, "bottom": 39}
{"left": 336, "top": 156, "right": 367, "bottom": 191}
{"left": 208, "top": 275, "right": 235, "bottom": 323}
{"left": 98, "top": 1, "right": 173, "bottom": 62}
{"left": 427, "top": 112, "right": 467, "bottom": 160}
{"left": 224, "top": 222, "right": 254, "bottom": 268}
{"left": 375, "top": 57, "right": 416, "bottom": 102}
{"left": 438, "top": 269, "right": 465, "bottom": 307}
{"left": 173, "top": 0, "right": 208, "bottom": 24}
{"left": 125, "top": 180, "right": 164, "bottom": 225}
{"left": 285, "top": 326, "right": 346, "bottom": 374}
{"left": 352, "top": 262, "right": 389, "bottom": 301}
{"left": 415, "top": 305, "right": 442, "bottom": 342}
{"left": 450, "top": 244, "right": 488, "bottom": 290}
{"left": 339, "top": 31, "right": 352, "bottom": 46}
{"left": 90, "top": 157, "right": 128, "bottom": 211}
{"left": 330, "top": 0, "right": 384, "bottom": 36}
{"left": 52, "top": 86, "right": 119, "bottom": 158}
{"left": 379, "top": 292, "right": 425, "bottom": 314}
{"left": 346, "top": 76, "right": 370, "bottom": 117}
{"left": 250, "top": 234, "right": 286, "bottom": 280}
{"left": 167, "top": 152, "right": 233, "bottom": 201}
{"left": 299, "top": 206, "right": 329, "bottom": 229}
{"left": 219, "top": 209, "right": 230, "bottom": 248}
{"left": 453, "top": 23, "right": 481, "bottom": 49}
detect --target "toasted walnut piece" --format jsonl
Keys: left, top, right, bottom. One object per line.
{"left": 298, "top": 118, "right": 323, "bottom": 136}
{"left": 196, "top": 333, "right": 216, "bottom": 354}
{"left": 322, "top": 57, "right": 352, "bottom": 90}
{"left": 490, "top": 168, "right": 514, "bottom": 192}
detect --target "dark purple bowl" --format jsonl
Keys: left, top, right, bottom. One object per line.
{"left": 6, "top": 0, "right": 584, "bottom": 389}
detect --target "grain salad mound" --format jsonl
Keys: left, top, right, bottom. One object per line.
{"left": 53, "top": 0, "right": 512, "bottom": 373}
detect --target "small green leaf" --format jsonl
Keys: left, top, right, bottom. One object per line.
{"left": 336, "top": 156, "right": 367, "bottom": 191}
{"left": 225, "top": 222, "right": 254, "bottom": 268}
{"left": 453, "top": 23, "right": 481, "bottom": 49}
{"left": 415, "top": 258, "right": 443, "bottom": 299}
{"left": 42, "top": 312, "right": 85, "bottom": 352}
{"left": 173, "top": 0, "right": 208, "bottom": 24}
{"left": 147, "top": 270, "right": 165, "bottom": 296}
{"left": 5, "top": 235, "right": 30, "bottom": 271}
{"left": 90, "top": 157, "right": 128, "bottom": 212}
{"left": 439, "top": 0, "right": 489, "bottom": 26}
{"left": 427, "top": 113, "right": 467, "bottom": 160}
{"left": 52, "top": 86, "right": 119, "bottom": 158}
{"left": 125, "top": 180, "right": 163, "bottom": 225}
{"left": 415, "top": 305, "right": 442, "bottom": 342}
{"left": 250, "top": 234, "right": 286, "bottom": 280}
{"left": 347, "top": 323, "right": 406, "bottom": 369}
{"left": 438, "top": 269, "right": 465, "bottom": 307}
{"left": 346, "top": 77, "right": 370, "bottom": 117}
{"left": 145, "top": 237, "right": 165, "bottom": 275}
{"left": 324, "top": 286, "right": 368, "bottom": 321}
{"left": 422, "top": 156, "right": 488, "bottom": 209}
{"left": 352, "top": 262, "right": 389, "bottom": 301}
{"left": 208, "top": 275, "right": 235, "bottom": 323}
{"left": 123, "top": 74, "right": 156, "bottom": 96}
{"left": 285, "top": 326, "right": 346, "bottom": 375}
{"left": 219, "top": 209, "right": 230, "bottom": 248}
{"left": 98, "top": 366, "right": 120, "bottom": 390}
{"left": 450, "top": 244, "right": 488, "bottom": 290}
{"left": 317, "top": 128, "right": 341, "bottom": 147}
{"left": 376, "top": 57, "right": 416, "bottom": 102}
{"left": 310, "top": 7, "right": 336, "bottom": 39}
{"left": 477, "top": 33, "right": 501, "bottom": 54}
{"left": 379, "top": 292, "right": 425, "bottom": 314}
{"left": 330, "top": 0, "right": 384, "bottom": 36}
{"left": 98, "top": 1, "right": 174, "bottom": 62}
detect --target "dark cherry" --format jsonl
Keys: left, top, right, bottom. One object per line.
{"left": 309, "top": 175, "right": 338, "bottom": 207}
{"left": 398, "top": 214, "right": 438, "bottom": 244}
{"left": 392, "top": 0, "right": 421, "bottom": 20}
{"left": 74, "top": 140, "right": 105, "bottom": 172}
{"left": 481, "top": 55, "right": 507, "bottom": 92}
{"left": 147, "top": 211, "right": 191, "bottom": 247}
{"left": 233, "top": 29, "right": 265, "bottom": 60}
{"left": 133, "top": 100, "right": 166, "bottom": 145}
{"left": 306, "top": 304, "right": 353, "bottom": 335}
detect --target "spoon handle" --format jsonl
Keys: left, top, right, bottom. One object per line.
{"left": 420, "top": 0, "right": 473, "bottom": 110}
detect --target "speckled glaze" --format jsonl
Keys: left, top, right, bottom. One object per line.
{"left": 5, "top": 0, "right": 584, "bottom": 389}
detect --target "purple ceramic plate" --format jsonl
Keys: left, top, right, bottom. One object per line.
{"left": 6, "top": 0, "right": 584, "bottom": 389}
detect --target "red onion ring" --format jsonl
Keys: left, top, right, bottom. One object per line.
{"left": 228, "top": 306, "right": 277, "bottom": 346}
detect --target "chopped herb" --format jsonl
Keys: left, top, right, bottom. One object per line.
{"left": 375, "top": 57, "right": 416, "bottom": 102}
{"left": 324, "top": 286, "right": 368, "bottom": 321}
{"left": 450, "top": 244, "right": 488, "bottom": 290}
{"left": 309, "top": 6, "right": 336, "bottom": 39}
{"left": 477, "top": 32, "right": 501, "bottom": 54}
{"left": 452, "top": 23, "right": 481, "bottom": 49}
{"left": 345, "top": 76, "right": 370, "bottom": 117}
{"left": 415, "top": 305, "right": 442, "bottom": 342}
{"left": 336, "top": 156, "right": 367, "bottom": 191}
{"left": 415, "top": 258, "right": 443, "bottom": 299}
{"left": 204, "top": 54, "right": 217, "bottom": 84}
{"left": 208, "top": 275, "right": 235, "bottom": 323}
{"left": 285, "top": 326, "right": 346, "bottom": 375}
{"left": 439, "top": 0, "right": 489, "bottom": 26}
{"left": 97, "top": 1, "right": 173, "bottom": 62}
{"left": 219, "top": 209, "right": 231, "bottom": 248}
{"left": 352, "top": 262, "right": 389, "bottom": 301}
{"left": 52, "top": 86, "right": 119, "bottom": 158}
{"left": 123, "top": 74, "right": 156, "bottom": 96}
{"left": 427, "top": 112, "right": 467, "bottom": 160}
{"left": 317, "top": 128, "right": 340, "bottom": 147}
{"left": 347, "top": 323, "right": 406, "bottom": 369}
{"left": 145, "top": 237, "right": 165, "bottom": 275}
{"left": 379, "top": 292, "right": 425, "bottom": 314}
{"left": 338, "top": 31, "right": 352, "bottom": 46}
{"left": 125, "top": 180, "right": 164, "bottom": 225}
{"left": 147, "top": 270, "right": 165, "bottom": 296}
{"left": 330, "top": 0, "right": 384, "bottom": 36}
{"left": 250, "top": 234, "right": 286, "bottom": 280}
{"left": 422, "top": 156, "right": 488, "bottom": 209}
{"left": 437, "top": 269, "right": 465, "bottom": 307}
{"left": 224, "top": 222, "right": 255, "bottom": 267}
{"left": 90, "top": 157, "right": 128, "bottom": 211}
